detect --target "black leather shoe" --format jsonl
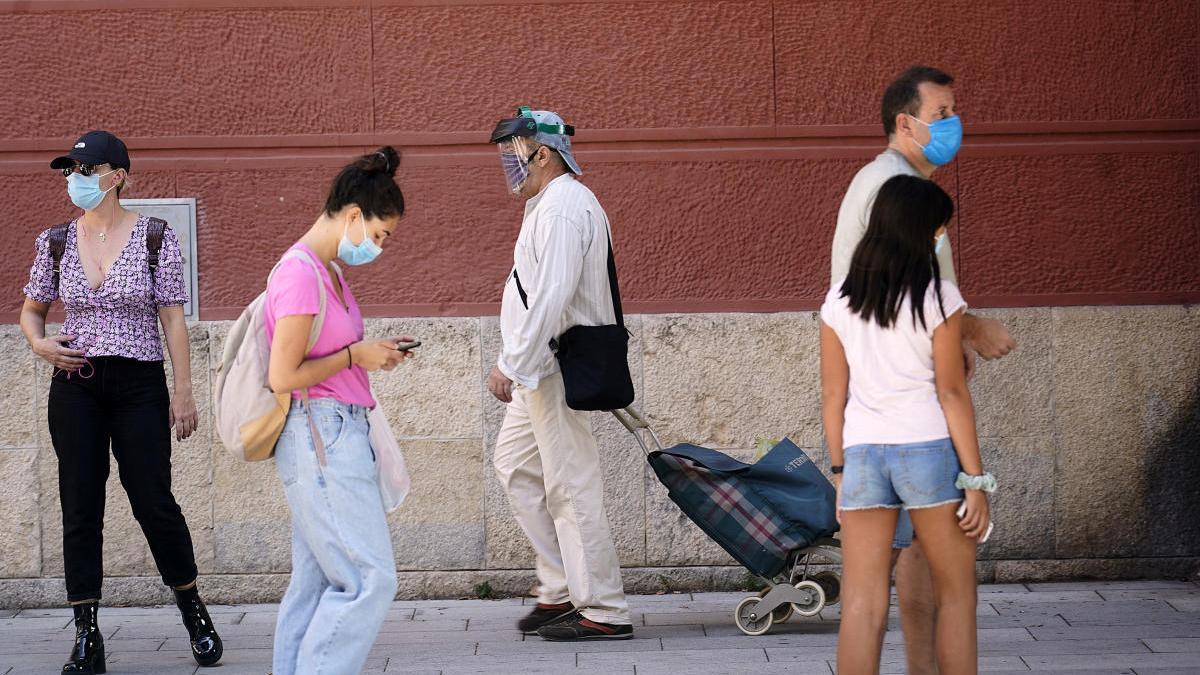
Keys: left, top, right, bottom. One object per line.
{"left": 517, "top": 602, "right": 577, "bottom": 634}
{"left": 62, "top": 602, "right": 106, "bottom": 674}
{"left": 174, "top": 586, "right": 223, "bottom": 667}
{"left": 538, "top": 616, "right": 634, "bottom": 641}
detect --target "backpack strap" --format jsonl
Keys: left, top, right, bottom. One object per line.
{"left": 145, "top": 217, "right": 167, "bottom": 278}
{"left": 268, "top": 249, "right": 332, "bottom": 466}
{"left": 47, "top": 223, "right": 70, "bottom": 294}
{"left": 294, "top": 253, "right": 329, "bottom": 467}
{"left": 267, "top": 249, "right": 328, "bottom": 352}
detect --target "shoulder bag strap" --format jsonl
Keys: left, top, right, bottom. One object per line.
{"left": 512, "top": 269, "right": 529, "bottom": 310}
{"left": 514, "top": 224, "right": 623, "bottom": 326}
{"left": 603, "top": 224, "right": 625, "bottom": 329}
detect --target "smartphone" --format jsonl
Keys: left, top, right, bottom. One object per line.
{"left": 395, "top": 340, "right": 422, "bottom": 352}
{"left": 956, "top": 502, "right": 995, "bottom": 544}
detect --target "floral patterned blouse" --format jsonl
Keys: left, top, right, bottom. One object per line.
{"left": 23, "top": 215, "right": 189, "bottom": 362}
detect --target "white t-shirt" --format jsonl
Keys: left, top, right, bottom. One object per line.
{"left": 830, "top": 149, "right": 956, "bottom": 285}
{"left": 820, "top": 279, "right": 968, "bottom": 448}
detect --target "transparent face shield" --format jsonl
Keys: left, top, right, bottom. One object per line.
{"left": 490, "top": 107, "right": 575, "bottom": 194}
{"left": 497, "top": 136, "right": 539, "bottom": 194}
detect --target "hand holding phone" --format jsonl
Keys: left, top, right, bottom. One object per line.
{"left": 957, "top": 501, "right": 994, "bottom": 544}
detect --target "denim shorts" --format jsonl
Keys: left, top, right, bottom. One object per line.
{"left": 840, "top": 438, "right": 964, "bottom": 546}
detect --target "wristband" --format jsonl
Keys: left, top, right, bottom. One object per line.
{"left": 346, "top": 345, "right": 353, "bottom": 369}
{"left": 955, "top": 472, "right": 997, "bottom": 493}
{"left": 830, "top": 465, "right": 844, "bottom": 474}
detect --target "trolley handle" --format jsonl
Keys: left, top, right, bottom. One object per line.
{"left": 610, "top": 407, "right": 665, "bottom": 455}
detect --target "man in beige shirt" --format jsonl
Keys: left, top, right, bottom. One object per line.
{"left": 830, "top": 65, "right": 1015, "bottom": 674}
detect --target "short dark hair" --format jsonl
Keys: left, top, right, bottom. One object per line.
{"left": 881, "top": 66, "right": 954, "bottom": 138}
{"left": 840, "top": 174, "right": 954, "bottom": 330}
{"left": 323, "top": 146, "right": 405, "bottom": 220}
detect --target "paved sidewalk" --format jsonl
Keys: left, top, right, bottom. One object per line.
{"left": 3, "top": 581, "right": 1199, "bottom": 674}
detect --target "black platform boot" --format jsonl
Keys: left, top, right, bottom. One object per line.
{"left": 61, "top": 601, "right": 105, "bottom": 674}
{"left": 173, "top": 586, "right": 223, "bottom": 667}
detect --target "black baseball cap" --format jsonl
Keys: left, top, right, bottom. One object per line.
{"left": 50, "top": 130, "right": 130, "bottom": 172}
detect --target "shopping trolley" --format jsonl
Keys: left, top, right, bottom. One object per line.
{"left": 612, "top": 408, "right": 843, "bottom": 636}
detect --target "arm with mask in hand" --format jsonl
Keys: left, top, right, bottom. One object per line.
{"left": 930, "top": 226, "right": 1015, "bottom": 362}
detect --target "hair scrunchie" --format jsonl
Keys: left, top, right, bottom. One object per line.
{"left": 956, "top": 472, "right": 997, "bottom": 493}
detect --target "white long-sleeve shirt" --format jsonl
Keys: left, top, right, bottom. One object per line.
{"left": 498, "top": 174, "right": 617, "bottom": 389}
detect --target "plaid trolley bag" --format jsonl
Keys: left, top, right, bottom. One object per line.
{"left": 613, "top": 408, "right": 843, "bottom": 636}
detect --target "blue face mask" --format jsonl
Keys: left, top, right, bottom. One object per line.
{"left": 909, "top": 114, "right": 963, "bottom": 166}
{"left": 935, "top": 231, "right": 948, "bottom": 255}
{"left": 337, "top": 215, "right": 383, "bottom": 266}
{"left": 66, "top": 169, "right": 118, "bottom": 211}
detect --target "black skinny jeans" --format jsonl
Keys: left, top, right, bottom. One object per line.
{"left": 48, "top": 356, "right": 197, "bottom": 602}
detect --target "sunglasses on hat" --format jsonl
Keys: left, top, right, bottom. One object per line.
{"left": 59, "top": 163, "right": 112, "bottom": 178}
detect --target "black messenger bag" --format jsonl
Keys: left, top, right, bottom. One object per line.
{"left": 513, "top": 227, "right": 635, "bottom": 411}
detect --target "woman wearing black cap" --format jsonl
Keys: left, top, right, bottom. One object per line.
{"left": 19, "top": 130, "right": 223, "bottom": 673}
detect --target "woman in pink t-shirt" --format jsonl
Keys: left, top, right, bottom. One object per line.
{"left": 265, "top": 146, "right": 415, "bottom": 675}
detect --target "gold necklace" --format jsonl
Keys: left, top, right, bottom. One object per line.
{"left": 81, "top": 223, "right": 108, "bottom": 245}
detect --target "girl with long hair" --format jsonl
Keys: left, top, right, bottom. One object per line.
{"left": 821, "top": 174, "right": 993, "bottom": 674}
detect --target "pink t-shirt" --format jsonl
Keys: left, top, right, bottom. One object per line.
{"left": 264, "top": 243, "right": 375, "bottom": 408}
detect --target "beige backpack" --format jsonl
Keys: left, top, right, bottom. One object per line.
{"left": 214, "top": 250, "right": 327, "bottom": 461}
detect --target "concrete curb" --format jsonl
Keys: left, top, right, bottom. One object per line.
{"left": 3, "top": 558, "right": 1198, "bottom": 608}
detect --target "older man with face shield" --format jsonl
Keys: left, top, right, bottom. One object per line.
{"left": 486, "top": 107, "right": 633, "bottom": 641}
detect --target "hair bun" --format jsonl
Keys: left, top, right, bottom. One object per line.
{"left": 358, "top": 146, "right": 400, "bottom": 176}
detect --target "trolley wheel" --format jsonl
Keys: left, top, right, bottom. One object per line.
{"left": 790, "top": 580, "right": 826, "bottom": 617}
{"left": 759, "top": 586, "right": 794, "bottom": 623}
{"left": 812, "top": 571, "right": 841, "bottom": 605}
{"left": 733, "top": 596, "right": 774, "bottom": 636}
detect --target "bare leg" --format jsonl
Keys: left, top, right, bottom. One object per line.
{"left": 908, "top": 504, "right": 979, "bottom": 675}
{"left": 837, "top": 508, "right": 900, "bottom": 675}
{"left": 896, "top": 539, "right": 939, "bottom": 675}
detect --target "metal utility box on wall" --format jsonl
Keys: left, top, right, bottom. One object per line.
{"left": 120, "top": 198, "right": 199, "bottom": 321}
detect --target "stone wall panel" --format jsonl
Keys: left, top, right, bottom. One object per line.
{"left": 0, "top": 449, "right": 40, "bottom": 578}
{"left": 211, "top": 449, "right": 290, "bottom": 574}
{"left": 388, "top": 439, "right": 485, "bottom": 571}
{"left": 978, "top": 436, "right": 1056, "bottom": 560}
{"left": 363, "top": 318, "right": 481, "bottom": 440}
{"left": 1052, "top": 306, "right": 1200, "bottom": 558}
{"left": 641, "top": 313, "right": 823, "bottom": 449}
{"left": 3, "top": 307, "right": 1199, "bottom": 604}
{"left": 0, "top": 329, "right": 36, "bottom": 449}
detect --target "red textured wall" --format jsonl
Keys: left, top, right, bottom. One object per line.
{"left": 2, "top": 0, "right": 1197, "bottom": 320}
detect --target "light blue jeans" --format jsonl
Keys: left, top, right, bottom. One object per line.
{"left": 272, "top": 399, "right": 397, "bottom": 675}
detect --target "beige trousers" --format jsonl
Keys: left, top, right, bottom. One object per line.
{"left": 493, "top": 372, "right": 631, "bottom": 625}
